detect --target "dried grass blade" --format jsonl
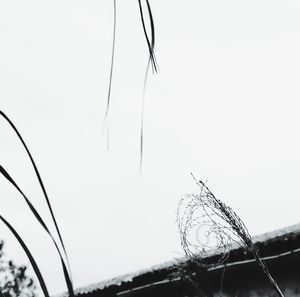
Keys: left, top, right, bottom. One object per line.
{"left": 138, "top": 0, "right": 157, "bottom": 171}
{"left": 0, "top": 111, "right": 72, "bottom": 280}
{"left": 103, "top": 0, "right": 117, "bottom": 150}
{"left": 139, "top": 58, "right": 150, "bottom": 172}
{"left": 0, "top": 166, "right": 49, "bottom": 232}
{"left": 0, "top": 165, "right": 74, "bottom": 297}
{"left": 0, "top": 215, "right": 49, "bottom": 297}
{"left": 145, "top": 0, "right": 157, "bottom": 69}
{"left": 138, "top": 0, "right": 158, "bottom": 73}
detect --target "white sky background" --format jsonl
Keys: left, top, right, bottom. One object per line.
{"left": 1, "top": 0, "right": 300, "bottom": 295}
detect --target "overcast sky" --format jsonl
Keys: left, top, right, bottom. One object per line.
{"left": 1, "top": 0, "right": 300, "bottom": 295}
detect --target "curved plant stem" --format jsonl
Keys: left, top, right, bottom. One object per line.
{"left": 0, "top": 111, "right": 74, "bottom": 297}
{"left": 138, "top": 0, "right": 157, "bottom": 172}
{"left": 0, "top": 215, "right": 49, "bottom": 297}
{"left": 103, "top": 0, "right": 117, "bottom": 151}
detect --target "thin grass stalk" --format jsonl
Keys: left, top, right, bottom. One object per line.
{"left": 103, "top": 0, "right": 117, "bottom": 151}
{"left": 252, "top": 246, "right": 284, "bottom": 297}
{"left": 198, "top": 179, "right": 284, "bottom": 297}
{"left": 195, "top": 179, "right": 284, "bottom": 296}
{"left": 0, "top": 165, "right": 74, "bottom": 297}
{"left": 138, "top": 0, "right": 158, "bottom": 72}
{"left": 0, "top": 215, "right": 49, "bottom": 297}
{"left": 138, "top": 0, "right": 157, "bottom": 172}
{"left": 145, "top": 0, "right": 157, "bottom": 72}
{"left": 0, "top": 111, "right": 74, "bottom": 296}
{"left": 0, "top": 111, "right": 72, "bottom": 274}
{"left": 139, "top": 58, "right": 150, "bottom": 172}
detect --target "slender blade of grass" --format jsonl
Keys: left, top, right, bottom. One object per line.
{"left": 103, "top": 0, "right": 117, "bottom": 151}
{"left": 138, "top": 0, "right": 157, "bottom": 172}
{"left": 0, "top": 165, "right": 74, "bottom": 297}
{"left": 0, "top": 215, "right": 49, "bottom": 297}
{"left": 60, "top": 257, "right": 74, "bottom": 297}
{"left": 0, "top": 166, "right": 49, "bottom": 233}
{"left": 138, "top": 0, "right": 158, "bottom": 73}
{"left": 139, "top": 58, "right": 151, "bottom": 173}
{"left": 145, "top": 0, "right": 157, "bottom": 70}
{"left": 0, "top": 111, "right": 72, "bottom": 281}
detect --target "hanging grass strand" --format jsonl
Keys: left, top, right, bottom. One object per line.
{"left": 138, "top": 0, "right": 157, "bottom": 171}
{"left": 103, "top": 0, "right": 117, "bottom": 150}
{"left": 138, "top": 0, "right": 158, "bottom": 73}
{"left": 139, "top": 57, "right": 151, "bottom": 172}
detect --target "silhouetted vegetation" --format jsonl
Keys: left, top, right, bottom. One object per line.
{"left": 0, "top": 111, "right": 73, "bottom": 297}
{"left": 0, "top": 2, "right": 158, "bottom": 296}
{"left": 0, "top": 241, "right": 36, "bottom": 297}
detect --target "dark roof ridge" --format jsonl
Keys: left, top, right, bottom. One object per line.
{"left": 58, "top": 222, "right": 300, "bottom": 296}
